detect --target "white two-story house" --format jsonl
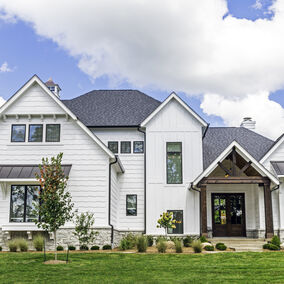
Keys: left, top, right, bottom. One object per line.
{"left": 0, "top": 75, "right": 283, "bottom": 249}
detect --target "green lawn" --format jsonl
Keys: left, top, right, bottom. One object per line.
{"left": 1, "top": 252, "right": 284, "bottom": 283}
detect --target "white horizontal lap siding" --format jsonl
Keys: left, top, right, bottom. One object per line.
{"left": 92, "top": 128, "right": 145, "bottom": 231}
{"left": 146, "top": 99, "right": 203, "bottom": 235}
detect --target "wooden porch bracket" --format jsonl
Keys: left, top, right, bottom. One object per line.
{"left": 200, "top": 186, "right": 208, "bottom": 237}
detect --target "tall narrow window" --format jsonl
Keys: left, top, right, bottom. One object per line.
{"left": 167, "top": 210, "right": 183, "bottom": 234}
{"left": 167, "top": 142, "right": 182, "bottom": 184}
{"left": 126, "top": 194, "right": 137, "bottom": 216}
{"left": 121, "top": 141, "right": 131, "bottom": 154}
{"left": 108, "top": 141, "right": 118, "bottom": 154}
{"left": 10, "top": 185, "right": 40, "bottom": 222}
{"left": 29, "top": 124, "right": 43, "bottom": 142}
{"left": 46, "top": 124, "right": 60, "bottom": 142}
{"left": 11, "top": 125, "right": 26, "bottom": 142}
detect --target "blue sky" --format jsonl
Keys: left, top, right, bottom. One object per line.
{"left": 0, "top": 0, "right": 283, "bottom": 130}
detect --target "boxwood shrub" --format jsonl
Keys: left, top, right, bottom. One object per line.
{"left": 56, "top": 245, "right": 64, "bottom": 251}
{"left": 91, "top": 245, "right": 100, "bottom": 250}
{"left": 68, "top": 245, "right": 76, "bottom": 251}
{"left": 271, "top": 236, "right": 281, "bottom": 248}
{"left": 80, "top": 245, "right": 89, "bottom": 251}
{"left": 102, "top": 244, "right": 112, "bottom": 250}
{"left": 183, "top": 236, "right": 193, "bottom": 247}
{"left": 204, "top": 245, "right": 214, "bottom": 251}
{"left": 263, "top": 243, "right": 280, "bottom": 250}
{"left": 215, "top": 243, "right": 227, "bottom": 251}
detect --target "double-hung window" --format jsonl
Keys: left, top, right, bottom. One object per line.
{"left": 126, "top": 194, "right": 137, "bottom": 216}
{"left": 167, "top": 210, "right": 183, "bottom": 234}
{"left": 10, "top": 185, "right": 40, "bottom": 222}
{"left": 166, "top": 142, "right": 182, "bottom": 184}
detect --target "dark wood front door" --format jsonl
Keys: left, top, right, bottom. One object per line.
{"left": 212, "top": 193, "right": 246, "bottom": 237}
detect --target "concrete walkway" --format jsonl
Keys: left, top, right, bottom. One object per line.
{"left": 209, "top": 238, "right": 267, "bottom": 252}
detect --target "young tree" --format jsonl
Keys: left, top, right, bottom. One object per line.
{"left": 73, "top": 212, "right": 98, "bottom": 248}
{"left": 34, "top": 153, "right": 74, "bottom": 260}
{"left": 157, "top": 212, "right": 177, "bottom": 237}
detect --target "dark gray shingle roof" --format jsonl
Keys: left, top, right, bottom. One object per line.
{"left": 62, "top": 90, "right": 161, "bottom": 127}
{"left": 203, "top": 127, "right": 274, "bottom": 170}
{"left": 271, "top": 161, "right": 284, "bottom": 176}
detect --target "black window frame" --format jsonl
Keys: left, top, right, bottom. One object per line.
{"left": 108, "top": 141, "right": 119, "bottom": 154}
{"left": 46, "top": 124, "right": 61, "bottom": 142}
{"left": 167, "top": 210, "right": 184, "bottom": 234}
{"left": 126, "top": 194, "right": 137, "bottom": 216}
{"left": 10, "top": 184, "right": 40, "bottom": 223}
{"left": 133, "top": 141, "right": 144, "bottom": 154}
{"left": 166, "top": 142, "right": 183, "bottom": 184}
{"left": 28, "top": 124, "right": 43, "bottom": 142}
{"left": 121, "top": 141, "right": 131, "bottom": 154}
{"left": 11, "top": 124, "right": 26, "bottom": 143}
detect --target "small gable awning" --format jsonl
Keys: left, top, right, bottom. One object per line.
{"left": 271, "top": 161, "right": 284, "bottom": 177}
{"left": 0, "top": 164, "right": 72, "bottom": 180}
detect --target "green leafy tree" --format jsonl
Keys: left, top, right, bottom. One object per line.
{"left": 73, "top": 212, "right": 98, "bottom": 247}
{"left": 157, "top": 212, "right": 177, "bottom": 237}
{"left": 34, "top": 153, "right": 74, "bottom": 260}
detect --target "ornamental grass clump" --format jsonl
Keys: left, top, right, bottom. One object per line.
{"left": 8, "top": 240, "right": 18, "bottom": 252}
{"left": 174, "top": 239, "right": 183, "bottom": 253}
{"left": 192, "top": 240, "right": 202, "bottom": 253}
{"left": 271, "top": 236, "right": 281, "bottom": 248}
{"left": 119, "top": 233, "right": 137, "bottom": 251}
{"left": 33, "top": 235, "right": 44, "bottom": 251}
{"left": 17, "top": 238, "right": 28, "bottom": 252}
{"left": 137, "top": 236, "right": 148, "bottom": 253}
{"left": 157, "top": 240, "right": 167, "bottom": 253}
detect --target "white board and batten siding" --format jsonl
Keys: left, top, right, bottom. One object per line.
{"left": 91, "top": 128, "right": 145, "bottom": 231}
{"left": 0, "top": 84, "right": 112, "bottom": 229}
{"left": 145, "top": 99, "right": 203, "bottom": 235}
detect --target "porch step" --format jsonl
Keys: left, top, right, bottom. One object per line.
{"left": 209, "top": 238, "right": 267, "bottom": 252}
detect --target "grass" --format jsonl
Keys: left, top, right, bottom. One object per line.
{"left": 1, "top": 252, "right": 284, "bottom": 283}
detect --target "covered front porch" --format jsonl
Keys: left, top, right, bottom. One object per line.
{"left": 192, "top": 141, "right": 279, "bottom": 239}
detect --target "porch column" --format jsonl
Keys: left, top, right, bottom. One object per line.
{"left": 200, "top": 186, "right": 208, "bottom": 237}
{"left": 264, "top": 182, "right": 274, "bottom": 238}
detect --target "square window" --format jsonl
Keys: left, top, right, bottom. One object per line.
{"left": 121, "top": 141, "right": 131, "bottom": 153}
{"left": 133, "top": 141, "right": 144, "bottom": 153}
{"left": 46, "top": 124, "right": 60, "bottom": 142}
{"left": 29, "top": 125, "right": 43, "bottom": 142}
{"left": 126, "top": 194, "right": 137, "bottom": 216}
{"left": 108, "top": 141, "right": 118, "bottom": 154}
{"left": 167, "top": 210, "right": 183, "bottom": 234}
{"left": 11, "top": 125, "right": 26, "bottom": 142}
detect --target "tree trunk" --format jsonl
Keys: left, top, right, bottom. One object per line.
{"left": 54, "top": 230, "right": 57, "bottom": 261}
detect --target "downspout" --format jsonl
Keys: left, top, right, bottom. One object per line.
{"left": 138, "top": 126, "right": 146, "bottom": 234}
{"left": 109, "top": 156, "right": 118, "bottom": 246}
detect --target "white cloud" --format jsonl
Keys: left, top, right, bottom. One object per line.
{"left": 0, "top": 62, "right": 12, "bottom": 72}
{"left": 252, "top": 0, "right": 263, "bottom": 10}
{"left": 1, "top": 1, "right": 284, "bottom": 137}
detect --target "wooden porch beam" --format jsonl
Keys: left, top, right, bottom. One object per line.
{"left": 198, "top": 176, "right": 270, "bottom": 186}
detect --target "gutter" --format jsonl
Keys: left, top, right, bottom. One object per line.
{"left": 109, "top": 156, "right": 118, "bottom": 246}
{"left": 271, "top": 184, "right": 280, "bottom": 192}
{"left": 138, "top": 126, "right": 146, "bottom": 234}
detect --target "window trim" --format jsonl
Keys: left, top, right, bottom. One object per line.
{"left": 108, "top": 141, "right": 119, "bottom": 154}
{"left": 10, "top": 184, "right": 40, "bottom": 223}
{"left": 28, "top": 124, "right": 43, "bottom": 142}
{"left": 45, "top": 124, "right": 61, "bottom": 142}
{"left": 11, "top": 124, "right": 26, "bottom": 143}
{"left": 126, "top": 194, "right": 137, "bottom": 216}
{"left": 166, "top": 142, "right": 183, "bottom": 184}
{"left": 167, "top": 210, "right": 184, "bottom": 234}
{"left": 121, "top": 141, "right": 131, "bottom": 154}
{"left": 133, "top": 141, "right": 144, "bottom": 154}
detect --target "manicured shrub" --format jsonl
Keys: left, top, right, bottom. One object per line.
{"left": 264, "top": 243, "right": 280, "bottom": 251}
{"left": 33, "top": 235, "right": 44, "bottom": 251}
{"left": 199, "top": 236, "right": 208, "bottom": 243}
{"left": 57, "top": 245, "right": 64, "bottom": 251}
{"left": 16, "top": 238, "right": 28, "bottom": 252}
{"left": 183, "top": 236, "right": 194, "bottom": 247}
{"left": 271, "top": 236, "right": 281, "bottom": 248}
{"left": 119, "top": 238, "right": 130, "bottom": 251}
{"left": 216, "top": 243, "right": 227, "bottom": 251}
{"left": 0, "top": 246, "right": 2, "bottom": 251}
{"left": 204, "top": 245, "right": 214, "bottom": 251}
{"left": 68, "top": 245, "right": 76, "bottom": 251}
{"left": 147, "top": 235, "right": 154, "bottom": 247}
{"left": 174, "top": 240, "right": 183, "bottom": 253}
{"left": 119, "top": 234, "right": 138, "bottom": 250}
{"left": 157, "top": 240, "right": 167, "bottom": 253}
{"left": 192, "top": 240, "right": 202, "bottom": 253}
{"left": 80, "top": 245, "right": 89, "bottom": 251}
{"left": 91, "top": 245, "right": 100, "bottom": 250}
{"left": 263, "top": 243, "right": 270, "bottom": 250}
{"left": 102, "top": 244, "right": 112, "bottom": 250}
{"left": 8, "top": 240, "right": 18, "bottom": 252}
{"left": 137, "top": 236, "right": 148, "bottom": 253}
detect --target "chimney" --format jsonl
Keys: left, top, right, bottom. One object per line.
{"left": 240, "top": 117, "right": 256, "bottom": 130}
{"left": 45, "top": 78, "right": 61, "bottom": 97}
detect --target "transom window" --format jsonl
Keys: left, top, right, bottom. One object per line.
{"left": 108, "top": 141, "right": 118, "bottom": 154}
{"left": 126, "top": 194, "right": 137, "bottom": 216}
{"left": 133, "top": 141, "right": 144, "bottom": 153}
{"left": 167, "top": 142, "right": 182, "bottom": 184}
{"left": 29, "top": 124, "right": 43, "bottom": 142}
{"left": 11, "top": 125, "right": 26, "bottom": 142}
{"left": 10, "top": 185, "right": 40, "bottom": 222}
{"left": 167, "top": 210, "right": 183, "bottom": 234}
{"left": 46, "top": 124, "right": 60, "bottom": 142}
{"left": 121, "top": 141, "right": 131, "bottom": 154}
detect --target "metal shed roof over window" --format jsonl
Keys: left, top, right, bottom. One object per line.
{"left": 0, "top": 165, "right": 72, "bottom": 179}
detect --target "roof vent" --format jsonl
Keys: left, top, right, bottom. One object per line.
{"left": 45, "top": 78, "right": 61, "bottom": 97}
{"left": 240, "top": 117, "right": 256, "bottom": 130}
